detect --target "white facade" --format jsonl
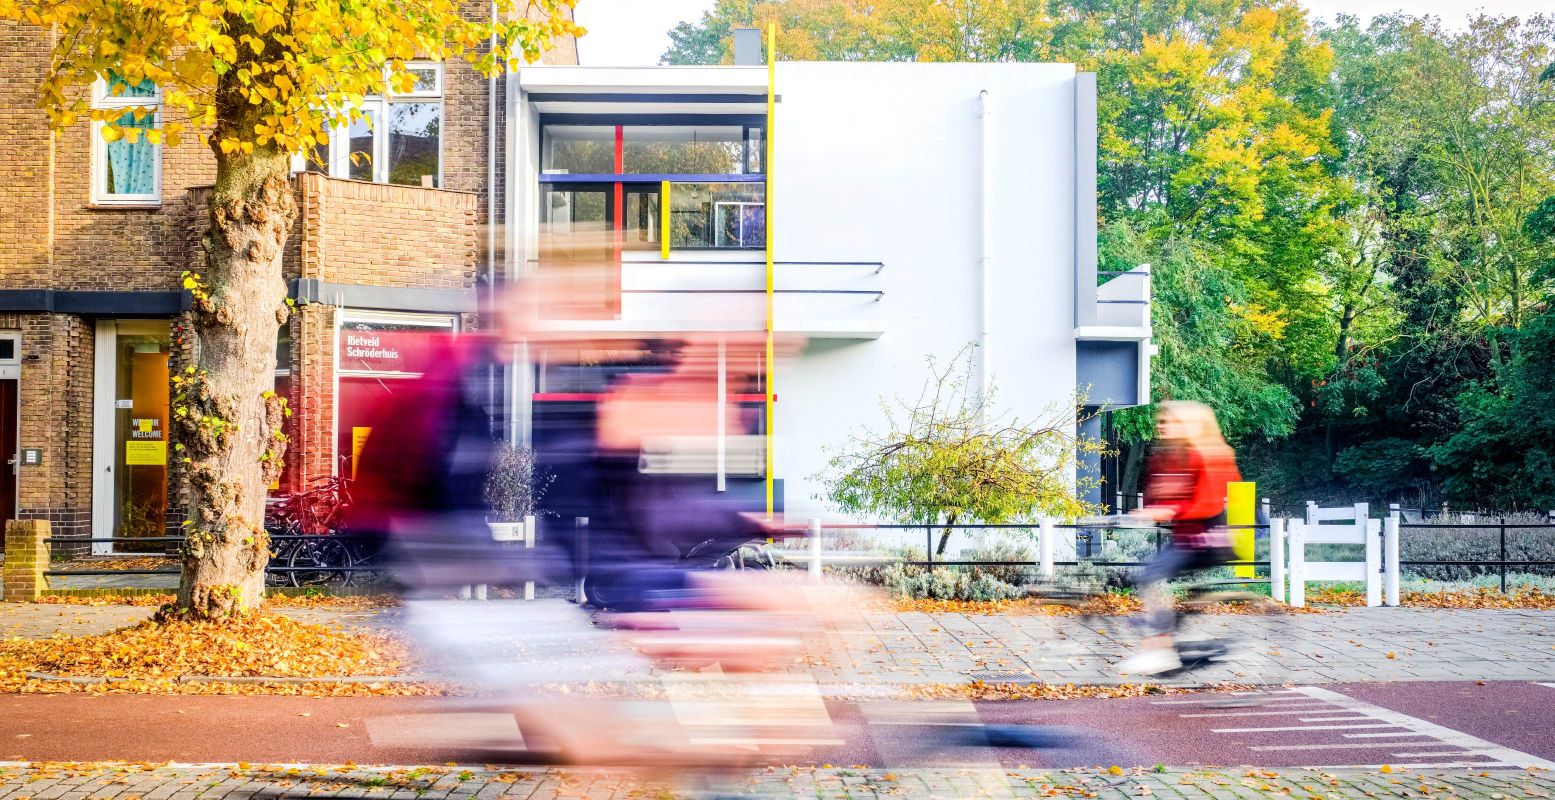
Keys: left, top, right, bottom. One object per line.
{"left": 506, "top": 60, "right": 1150, "bottom": 517}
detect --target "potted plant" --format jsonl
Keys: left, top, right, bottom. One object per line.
{"left": 484, "top": 443, "right": 548, "bottom": 542}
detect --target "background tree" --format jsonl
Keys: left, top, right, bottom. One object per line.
{"left": 817, "top": 346, "right": 1106, "bottom": 556}
{"left": 0, "top": 0, "right": 578, "bottom": 618}
{"left": 670, "top": 1, "right": 1555, "bottom": 512}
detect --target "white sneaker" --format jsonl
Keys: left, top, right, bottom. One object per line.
{"left": 1117, "top": 647, "right": 1182, "bottom": 676}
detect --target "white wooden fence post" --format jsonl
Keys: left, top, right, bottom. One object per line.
{"left": 1270, "top": 517, "right": 1286, "bottom": 605}
{"left": 1038, "top": 518, "right": 1055, "bottom": 580}
{"left": 808, "top": 518, "right": 823, "bottom": 581}
{"left": 523, "top": 514, "right": 536, "bottom": 601}
{"left": 1384, "top": 505, "right": 1401, "bottom": 607}
{"left": 1359, "top": 502, "right": 1380, "bottom": 607}
{"left": 1288, "top": 520, "right": 1306, "bottom": 607}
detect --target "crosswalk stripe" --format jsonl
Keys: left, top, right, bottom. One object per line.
{"left": 1289, "top": 687, "right": 1555, "bottom": 769}
{"left": 1213, "top": 723, "right": 1398, "bottom": 733}
{"left": 1178, "top": 707, "right": 1337, "bottom": 717}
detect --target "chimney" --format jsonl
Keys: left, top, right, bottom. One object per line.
{"left": 733, "top": 28, "right": 763, "bottom": 66}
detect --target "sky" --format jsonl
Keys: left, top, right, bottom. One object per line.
{"left": 570, "top": 0, "right": 1551, "bottom": 66}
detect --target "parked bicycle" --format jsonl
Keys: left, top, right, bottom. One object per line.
{"left": 264, "top": 472, "right": 382, "bottom": 588}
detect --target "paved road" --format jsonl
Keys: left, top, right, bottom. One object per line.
{"left": 4, "top": 681, "right": 1552, "bottom": 770}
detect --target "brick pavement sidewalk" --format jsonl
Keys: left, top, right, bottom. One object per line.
{"left": 4, "top": 601, "right": 1553, "bottom": 687}
{"left": 1, "top": 762, "right": 1552, "bottom": 800}
{"left": 811, "top": 607, "right": 1555, "bottom": 686}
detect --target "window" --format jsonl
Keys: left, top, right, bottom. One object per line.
{"left": 542, "top": 124, "right": 765, "bottom": 175}
{"left": 666, "top": 183, "right": 765, "bottom": 249}
{"left": 540, "top": 182, "right": 766, "bottom": 253}
{"left": 91, "top": 73, "right": 161, "bottom": 205}
{"left": 296, "top": 63, "right": 443, "bottom": 188}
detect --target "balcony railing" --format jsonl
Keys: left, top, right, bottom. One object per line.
{"left": 1077, "top": 264, "right": 1150, "bottom": 339}
{"left": 527, "top": 258, "right": 885, "bottom": 339}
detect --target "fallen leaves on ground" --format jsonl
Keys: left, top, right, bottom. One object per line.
{"left": 264, "top": 593, "right": 403, "bottom": 610}
{"left": 0, "top": 612, "right": 431, "bottom": 696}
{"left": 1309, "top": 587, "right": 1555, "bottom": 609}
{"left": 888, "top": 593, "right": 1319, "bottom": 616}
{"left": 51, "top": 556, "right": 177, "bottom": 572}
{"left": 34, "top": 594, "right": 174, "bottom": 607}
{"left": 903, "top": 680, "right": 1252, "bottom": 702}
{"left": 32, "top": 593, "right": 402, "bottom": 610}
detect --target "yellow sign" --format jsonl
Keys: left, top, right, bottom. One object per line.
{"left": 1227, "top": 481, "right": 1257, "bottom": 578}
{"left": 351, "top": 427, "right": 373, "bottom": 479}
{"left": 137, "top": 418, "right": 153, "bottom": 433}
{"left": 125, "top": 440, "right": 167, "bottom": 466}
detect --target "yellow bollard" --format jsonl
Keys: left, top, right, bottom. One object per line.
{"left": 1227, "top": 481, "right": 1256, "bottom": 578}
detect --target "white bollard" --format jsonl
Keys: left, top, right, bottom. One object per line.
{"left": 1270, "top": 518, "right": 1286, "bottom": 605}
{"left": 1288, "top": 521, "right": 1306, "bottom": 608}
{"left": 808, "top": 518, "right": 823, "bottom": 581}
{"left": 474, "top": 584, "right": 488, "bottom": 601}
{"left": 524, "top": 515, "right": 536, "bottom": 601}
{"left": 1364, "top": 513, "right": 1381, "bottom": 607}
{"left": 1038, "top": 518, "right": 1055, "bottom": 580}
{"left": 1384, "top": 507, "right": 1400, "bottom": 607}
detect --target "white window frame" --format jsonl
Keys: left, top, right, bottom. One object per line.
{"left": 293, "top": 62, "right": 445, "bottom": 188}
{"left": 90, "top": 77, "right": 162, "bottom": 206}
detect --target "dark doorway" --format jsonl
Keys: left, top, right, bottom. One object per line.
{"left": 0, "top": 379, "right": 18, "bottom": 543}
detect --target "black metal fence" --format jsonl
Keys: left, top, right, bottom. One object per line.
{"left": 1396, "top": 520, "right": 1555, "bottom": 593}
{"left": 41, "top": 533, "right": 385, "bottom": 585}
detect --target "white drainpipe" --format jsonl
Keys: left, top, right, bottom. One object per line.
{"left": 978, "top": 89, "right": 992, "bottom": 409}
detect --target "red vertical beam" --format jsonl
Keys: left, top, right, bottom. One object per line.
{"left": 612, "top": 125, "right": 624, "bottom": 317}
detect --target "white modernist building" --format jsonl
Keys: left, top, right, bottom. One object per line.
{"left": 503, "top": 47, "right": 1151, "bottom": 516}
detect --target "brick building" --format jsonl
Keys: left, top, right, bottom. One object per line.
{"left": 0, "top": 19, "right": 577, "bottom": 553}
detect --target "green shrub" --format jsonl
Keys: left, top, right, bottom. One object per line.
{"left": 877, "top": 563, "right": 1023, "bottom": 601}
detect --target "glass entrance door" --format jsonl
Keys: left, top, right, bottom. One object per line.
{"left": 93, "top": 321, "right": 171, "bottom": 553}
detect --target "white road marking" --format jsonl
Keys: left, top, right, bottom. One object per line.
{"left": 1211, "top": 723, "right": 1399, "bottom": 733}
{"left": 1251, "top": 740, "right": 1475, "bottom": 751}
{"left": 1200, "top": 684, "right": 1555, "bottom": 765}
{"left": 1175, "top": 686, "right": 1554, "bottom": 769}
{"left": 1151, "top": 696, "right": 1313, "bottom": 706}
{"left": 1178, "top": 707, "right": 1337, "bottom": 717}
{"left": 1289, "top": 686, "right": 1555, "bottom": 769}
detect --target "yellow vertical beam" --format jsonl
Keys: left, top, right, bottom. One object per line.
{"left": 1227, "top": 481, "right": 1256, "bottom": 578}
{"left": 764, "top": 23, "right": 776, "bottom": 519}
{"left": 660, "top": 180, "right": 671, "bottom": 259}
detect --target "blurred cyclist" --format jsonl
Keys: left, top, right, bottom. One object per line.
{"left": 1116, "top": 400, "right": 1241, "bottom": 676}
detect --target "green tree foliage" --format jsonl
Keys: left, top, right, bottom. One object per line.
{"left": 669, "top": 1, "right": 1555, "bottom": 510}
{"left": 817, "top": 346, "right": 1105, "bottom": 555}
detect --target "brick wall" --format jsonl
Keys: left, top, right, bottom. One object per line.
{"left": 295, "top": 173, "right": 478, "bottom": 289}
{"left": 0, "top": 23, "right": 56, "bottom": 290}
{"left": 2, "top": 312, "right": 95, "bottom": 554}
{"left": 283, "top": 304, "right": 338, "bottom": 492}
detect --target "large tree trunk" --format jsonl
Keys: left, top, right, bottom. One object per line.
{"left": 171, "top": 85, "right": 294, "bottom": 618}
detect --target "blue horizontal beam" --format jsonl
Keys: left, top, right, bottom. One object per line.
{"left": 539, "top": 173, "right": 765, "bottom": 184}
{"left": 529, "top": 92, "right": 769, "bottom": 105}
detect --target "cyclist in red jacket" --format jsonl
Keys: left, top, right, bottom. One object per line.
{"left": 1117, "top": 400, "right": 1242, "bottom": 676}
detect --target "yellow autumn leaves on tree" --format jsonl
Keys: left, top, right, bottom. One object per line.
{"left": 0, "top": 0, "right": 581, "bottom": 154}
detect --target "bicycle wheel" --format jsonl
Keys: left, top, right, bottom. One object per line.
{"left": 286, "top": 537, "right": 354, "bottom": 588}
{"left": 342, "top": 535, "right": 387, "bottom": 588}
{"left": 265, "top": 535, "right": 298, "bottom": 588}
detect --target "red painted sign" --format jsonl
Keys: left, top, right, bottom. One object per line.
{"left": 337, "top": 327, "right": 446, "bottom": 374}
